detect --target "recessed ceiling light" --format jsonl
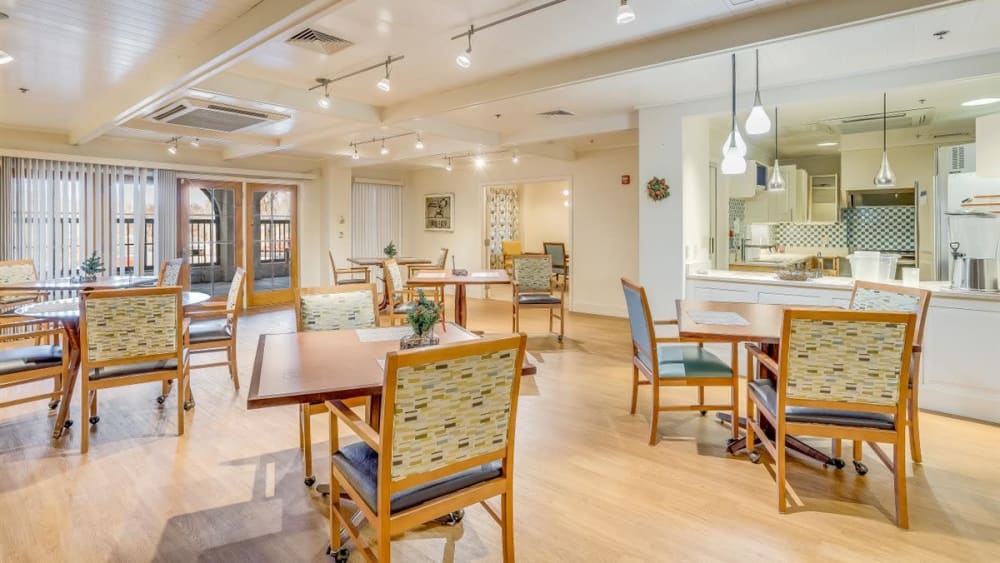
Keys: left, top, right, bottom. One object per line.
{"left": 961, "top": 98, "right": 1000, "bottom": 107}
{"left": 817, "top": 141, "right": 839, "bottom": 147}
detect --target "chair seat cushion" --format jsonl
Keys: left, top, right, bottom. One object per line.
{"left": 748, "top": 379, "right": 896, "bottom": 430}
{"left": 517, "top": 294, "right": 561, "bottom": 305}
{"left": 91, "top": 358, "right": 178, "bottom": 380}
{"left": 332, "top": 441, "right": 502, "bottom": 515}
{"left": 393, "top": 302, "right": 417, "bottom": 315}
{"left": 188, "top": 319, "right": 231, "bottom": 343}
{"left": 639, "top": 345, "right": 733, "bottom": 379}
{"left": 0, "top": 345, "right": 62, "bottom": 375}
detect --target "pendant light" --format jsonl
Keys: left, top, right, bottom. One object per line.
{"left": 376, "top": 57, "right": 392, "bottom": 92}
{"left": 456, "top": 26, "right": 473, "bottom": 69}
{"left": 721, "top": 53, "right": 747, "bottom": 175}
{"left": 745, "top": 49, "right": 771, "bottom": 135}
{"left": 873, "top": 92, "right": 896, "bottom": 187}
{"left": 617, "top": 1, "right": 636, "bottom": 25}
{"left": 767, "top": 107, "right": 785, "bottom": 191}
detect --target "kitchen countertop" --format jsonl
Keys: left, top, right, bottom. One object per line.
{"left": 730, "top": 253, "right": 811, "bottom": 268}
{"left": 688, "top": 269, "right": 1000, "bottom": 302}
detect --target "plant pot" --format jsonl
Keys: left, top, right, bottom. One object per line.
{"left": 80, "top": 274, "right": 98, "bottom": 282}
{"left": 400, "top": 331, "right": 439, "bottom": 350}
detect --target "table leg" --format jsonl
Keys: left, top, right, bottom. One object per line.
{"left": 454, "top": 285, "right": 467, "bottom": 328}
{"left": 52, "top": 321, "right": 81, "bottom": 439}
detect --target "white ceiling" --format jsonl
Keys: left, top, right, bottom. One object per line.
{"left": 1, "top": 0, "right": 998, "bottom": 169}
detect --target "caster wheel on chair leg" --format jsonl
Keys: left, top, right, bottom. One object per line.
{"left": 825, "top": 457, "right": 846, "bottom": 470}
{"left": 326, "top": 546, "right": 349, "bottom": 562}
{"left": 853, "top": 461, "right": 869, "bottom": 476}
{"left": 63, "top": 419, "right": 73, "bottom": 429}
{"left": 699, "top": 410, "right": 707, "bottom": 416}
{"left": 183, "top": 400, "right": 195, "bottom": 411}
{"left": 436, "top": 509, "right": 465, "bottom": 526}
{"left": 88, "top": 416, "right": 100, "bottom": 424}
{"left": 156, "top": 395, "right": 167, "bottom": 405}
{"left": 748, "top": 451, "right": 761, "bottom": 464}
{"left": 48, "top": 399, "right": 60, "bottom": 410}
{"left": 304, "top": 476, "right": 316, "bottom": 487}
{"left": 726, "top": 437, "right": 740, "bottom": 447}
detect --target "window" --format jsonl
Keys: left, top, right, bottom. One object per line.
{"left": 351, "top": 181, "right": 402, "bottom": 258}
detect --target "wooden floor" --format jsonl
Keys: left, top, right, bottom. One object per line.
{"left": 1, "top": 296, "right": 998, "bottom": 562}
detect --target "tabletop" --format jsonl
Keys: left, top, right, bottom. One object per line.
{"left": 14, "top": 291, "right": 211, "bottom": 321}
{"left": 347, "top": 257, "right": 431, "bottom": 267}
{"left": 0, "top": 275, "right": 157, "bottom": 292}
{"left": 408, "top": 270, "right": 510, "bottom": 285}
{"left": 675, "top": 300, "right": 790, "bottom": 343}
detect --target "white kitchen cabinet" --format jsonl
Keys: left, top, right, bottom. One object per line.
{"left": 723, "top": 160, "right": 761, "bottom": 199}
{"left": 744, "top": 165, "right": 804, "bottom": 223}
{"left": 809, "top": 174, "right": 839, "bottom": 222}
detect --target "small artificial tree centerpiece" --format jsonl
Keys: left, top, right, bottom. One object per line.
{"left": 80, "top": 251, "right": 106, "bottom": 282}
{"left": 383, "top": 241, "right": 398, "bottom": 258}
{"left": 401, "top": 289, "right": 442, "bottom": 349}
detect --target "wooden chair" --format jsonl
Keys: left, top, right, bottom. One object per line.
{"left": 745, "top": 308, "right": 916, "bottom": 527}
{"left": 79, "top": 286, "right": 191, "bottom": 454}
{"left": 838, "top": 281, "right": 931, "bottom": 467}
{"left": 542, "top": 242, "right": 569, "bottom": 287}
{"left": 407, "top": 247, "right": 449, "bottom": 278}
{"left": 329, "top": 250, "right": 371, "bottom": 286}
{"left": 157, "top": 258, "right": 187, "bottom": 287}
{"left": 327, "top": 334, "right": 527, "bottom": 563}
{"left": 621, "top": 278, "right": 739, "bottom": 445}
{"left": 382, "top": 258, "right": 443, "bottom": 327}
{"left": 0, "top": 259, "right": 44, "bottom": 316}
{"left": 184, "top": 268, "right": 246, "bottom": 395}
{"left": 0, "top": 319, "right": 68, "bottom": 413}
{"left": 512, "top": 255, "right": 564, "bottom": 341}
{"left": 501, "top": 240, "right": 522, "bottom": 273}
{"left": 294, "top": 284, "right": 378, "bottom": 487}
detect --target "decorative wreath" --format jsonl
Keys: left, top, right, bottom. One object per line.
{"left": 646, "top": 177, "right": 670, "bottom": 201}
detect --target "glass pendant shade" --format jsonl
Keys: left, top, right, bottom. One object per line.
{"left": 745, "top": 102, "right": 771, "bottom": 135}
{"left": 721, "top": 142, "right": 747, "bottom": 175}
{"left": 874, "top": 151, "right": 896, "bottom": 187}
{"left": 768, "top": 159, "right": 786, "bottom": 191}
{"left": 721, "top": 129, "right": 748, "bottom": 158}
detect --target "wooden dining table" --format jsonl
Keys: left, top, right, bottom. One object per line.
{"left": 675, "top": 299, "right": 841, "bottom": 467}
{"left": 407, "top": 270, "right": 510, "bottom": 328}
{"left": 15, "top": 290, "right": 210, "bottom": 438}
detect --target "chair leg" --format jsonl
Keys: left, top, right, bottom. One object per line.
{"left": 909, "top": 357, "right": 923, "bottom": 463}
{"left": 501, "top": 489, "right": 515, "bottom": 563}
{"left": 161, "top": 379, "right": 172, "bottom": 400}
{"left": 548, "top": 308, "right": 553, "bottom": 333}
{"left": 629, "top": 366, "right": 639, "bottom": 415}
{"left": 648, "top": 384, "right": 660, "bottom": 446}
{"left": 853, "top": 440, "right": 863, "bottom": 462}
{"left": 777, "top": 427, "right": 788, "bottom": 513}
{"left": 697, "top": 386, "right": 705, "bottom": 408}
{"left": 559, "top": 303, "right": 565, "bottom": 341}
{"left": 894, "top": 437, "right": 909, "bottom": 528}
{"left": 227, "top": 344, "right": 240, "bottom": 391}
{"left": 833, "top": 439, "right": 843, "bottom": 459}
{"left": 302, "top": 405, "right": 314, "bottom": 485}
{"left": 177, "top": 375, "right": 185, "bottom": 436}
{"left": 745, "top": 392, "right": 756, "bottom": 458}
{"left": 378, "top": 525, "right": 392, "bottom": 562}
{"left": 298, "top": 406, "right": 305, "bottom": 450}
{"left": 329, "top": 467, "right": 343, "bottom": 556}
{"left": 89, "top": 390, "right": 98, "bottom": 420}
{"left": 81, "top": 383, "right": 90, "bottom": 454}
{"left": 729, "top": 377, "right": 739, "bottom": 440}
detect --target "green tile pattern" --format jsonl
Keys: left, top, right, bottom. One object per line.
{"left": 84, "top": 294, "right": 178, "bottom": 362}
{"left": 513, "top": 256, "right": 552, "bottom": 292}
{"left": 298, "top": 289, "right": 376, "bottom": 331}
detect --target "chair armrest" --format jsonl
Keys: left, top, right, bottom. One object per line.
{"left": 653, "top": 319, "right": 678, "bottom": 326}
{"left": 185, "top": 308, "right": 233, "bottom": 320}
{"left": 745, "top": 343, "right": 781, "bottom": 377}
{"left": 325, "top": 399, "right": 380, "bottom": 450}
{"left": 336, "top": 267, "right": 369, "bottom": 275}
{"left": 0, "top": 320, "right": 64, "bottom": 342}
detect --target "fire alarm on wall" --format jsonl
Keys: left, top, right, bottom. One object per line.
{"left": 621, "top": 175, "right": 631, "bottom": 185}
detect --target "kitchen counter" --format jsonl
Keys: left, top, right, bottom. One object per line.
{"left": 729, "top": 253, "right": 811, "bottom": 272}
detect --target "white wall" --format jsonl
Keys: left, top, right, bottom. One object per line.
{"left": 520, "top": 181, "right": 571, "bottom": 254}
{"left": 402, "top": 147, "right": 638, "bottom": 316}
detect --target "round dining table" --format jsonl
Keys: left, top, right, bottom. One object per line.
{"left": 0, "top": 274, "right": 158, "bottom": 293}
{"left": 15, "top": 290, "right": 210, "bottom": 438}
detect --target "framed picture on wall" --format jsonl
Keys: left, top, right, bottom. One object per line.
{"left": 424, "top": 193, "right": 454, "bottom": 232}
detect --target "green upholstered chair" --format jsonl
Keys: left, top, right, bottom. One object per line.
{"left": 326, "top": 334, "right": 527, "bottom": 563}
{"left": 620, "top": 278, "right": 738, "bottom": 445}
{"left": 744, "top": 308, "right": 916, "bottom": 528}
{"left": 79, "top": 286, "right": 190, "bottom": 454}
{"left": 294, "top": 284, "right": 378, "bottom": 487}
{"left": 512, "top": 255, "right": 564, "bottom": 341}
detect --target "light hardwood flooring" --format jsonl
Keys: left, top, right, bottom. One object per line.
{"left": 1, "top": 296, "right": 998, "bottom": 562}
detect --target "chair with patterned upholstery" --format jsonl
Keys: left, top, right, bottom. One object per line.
{"left": 744, "top": 308, "right": 916, "bottom": 528}
{"left": 542, "top": 242, "right": 569, "bottom": 287}
{"left": 79, "top": 286, "right": 190, "bottom": 454}
{"left": 383, "top": 258, "right": 443, "bottom": 327}
{"left": 501, "top": 240, "right": 522, "bottom": 274}
{"left": 157, "top": 258, "right": 187, "bottom": 287}
{"left": 294, "top": 284, "right": 378, "bottom": 487}
{"left": 184, "top": 268, "right": 246, "bottom": 395}
{"left": 840, "top": 281, "right": 931, "bottom": 466}
{"left": 0, "top": 259, "right": 44, "bottom": 316}
{"left": 329, "top": 250, "right": 371, "bottom": 286}
{"left": 621, "top": 278, "right": 739, "bottom": 445}
{"left": 407, "top": 247, "right": 449, "bottom": 278}
{"left": 326, "top": 334, "right": 527, "bottom": 563}
{"left": 512, "top": 255, "right": 564, "bottom": 341}
{"left": 0, "top": 319, "right": 68, "bottom": 415}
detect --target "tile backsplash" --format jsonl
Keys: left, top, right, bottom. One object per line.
{"left": 757, "top": 206, "right": 915, "bottom": 252}
{"left": 772, "top": 222, "right": 847, "bottom": 247}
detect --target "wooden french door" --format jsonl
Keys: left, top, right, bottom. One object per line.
{"left": 246, "top": 183, "right": 298, "bottom": 306}
{"left": 178, "top": 179, "right": 243, "bottom": 298}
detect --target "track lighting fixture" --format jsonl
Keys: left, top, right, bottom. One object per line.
{"left": 745, "top": 49, "right": 771, "bottom": 135}
{"left": 617, "top": 0, "right": 636, "bottom": 25}
{"left": 511, "top": 151, "right": 520, "bottom": 164}
{"left": 380, "top": 140, "right": 390, "bottom": 156}
{"left": 415, "top": 134, "right": 424, "bottom": 150}
{"left": 451, "top": 2, "right": 567, "bottom": 69}
{"left": 190, "top": 138, "right": 200, "bottom": 148}
{"left": 474, "top": 155, "right": 486, "bottom": 169}
{"left": 318, "top": 82, "right": 331, "bottom": 109}
{"left": 376, "top": 57, "right": 392, "bottom": 92}
{"left": 351, "top": 144, "right": 360, "bottom": 160}
{"left": 721, "top": 54, "right": 747, "bottom": 175}
{"left": 311, "top": 55, "right": 404, "bottom": 100}
{"left": 167, "top": 138, "right": 179, "bottom": 155}
{"left": 445, "top": 158, "right": 453, "bottom": 172}
{"left": 456, "top": 26, "right": 473, "bottom": 69}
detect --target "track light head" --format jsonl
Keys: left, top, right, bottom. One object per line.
{"left": 511, "top": 152, "right": 520, "bottom": 164}
{"left": 474, "top": 155, "right": 486, "bottom": 169}
{"left": 167, "top": 138, "right": 179, "bottom": 155}
{"left": 190, "top": 138, "right": 200, "bottom": 148}
{"left": 415, "top": 135, "right": 424, "bottom": 150}
{"left": 617, "top": 0, "right": 636, "bottom": 25}
{"left": 445, "top": 158, "right": 453, "bottom": 172}
{"left": 457, "top": 26, "right": 473, "bottom": 69}
{"left": 380, "top": 141, "right": 390, "bottom": 156}
{"left": 351, "top": 145, "right": 360, "bottom": 160}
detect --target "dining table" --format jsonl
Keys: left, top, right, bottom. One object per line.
{"left": 15, "top": 290, "right": 210, "bottom": 438}
{"left": 675, "top": 299, "right": 841, "bottom": 467}
{"left": 407, "top": 270, "right": 510, "bottom": 328}
{"left": 346, "top": 257, "right": 432, "bottom": 310}
{"left": 0, "top": 274, "right": 157, "bottom": 295}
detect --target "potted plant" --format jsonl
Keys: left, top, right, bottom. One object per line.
{"left": 383, "top": 241, "right": 398, "bottom": 258}
{"left": 80, "top": 251, "right": 106, "bottom": 282}
{"left": 401, "top": 289, "right": 442, "bottom": 349}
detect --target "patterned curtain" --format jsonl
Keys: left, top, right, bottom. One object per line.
{"left": 486, "top": 185, "right": 520, "bottom": 269}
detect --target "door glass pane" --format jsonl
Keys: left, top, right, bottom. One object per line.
{"left": 251, "top": 190, "right": 292, "bottom": 293}
{"left": 188, "top": 187, "right": 238, "bottom": 297}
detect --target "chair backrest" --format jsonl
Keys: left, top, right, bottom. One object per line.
{"left": 327, "top": 250, "right": 339, "bottom": 273}
{"left": 157, "top": 258, "right": 186, "bottom": 287}
{"left": 779, "top": 308, "right": 915, "bottom": 417}
{"left": 512, "top": 255, "right": 552, "bottom": 292}
{"left": 621, "top": 278, "right": 657, "bottom": 375}
{"left": 0, "top": 259, "right": 37, "bottom": 284}
{"left": 383, "top": 258, "right": 404, "bottom": 295}
{"left": 850, "top": 281, "right": 931, "bottom": 345}
{"left": 295, "top": 284, "right": 378, "bottom": 332}
{"left": 433, "top": 247, "right": 449, "bottom": 269}
{"left": 501, "top": 240, "right": 522, "bottom": 257}
{"left": 226, "top": 268, "right": 247, "bottom": 326}
{"left": 379, "top": 334, "right": 526, "bottom": 496}
{"left": 80, "top": 287, "right": 183, "bottom": 368}
{"left": 543, "top": 242, "right": 567, "bottom": 268}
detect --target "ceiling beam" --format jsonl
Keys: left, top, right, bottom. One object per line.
{"left": 381, "top": 0, "right": 968, "bottom": 124}
{"left": 503, "top": 112, "right": 637, "bottom": 146}
{"left": 393, "top": 118, "right": 501, "bottom": 147}
{"left": 518, "top": 143, "right": 577, "bottom": 161}
{"left": 68, "top": 0, "right": 346, "bottom": 145}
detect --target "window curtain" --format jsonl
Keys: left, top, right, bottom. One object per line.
{"left": 351, "top": 181, "right": 402, "bottom": 258}
{"left": 155, "top": 169, "right": 178, "bottom": 266}
{"left": 486, "top": 185, "right": 520, "bottom": 269}
{"left": 0, "top": 157, "right": 158, "bottom": 279}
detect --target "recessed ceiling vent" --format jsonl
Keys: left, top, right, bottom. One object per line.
{"left": 145, "top": 98, "right": 289, "bottom": 132}
{"left": 817, "top": 107, "right": 934, "bottom": 135}
{"left": 537, "top": 109, "right": 576, "bottom": 117}
{"left": 285, "top": 27, "right": 353, "bottom": 55}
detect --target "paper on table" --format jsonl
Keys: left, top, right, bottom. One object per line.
{"left": 356, "top": 326, "right": 416, "bottom": 342}
{"left": 415, "top": 272, "right": 448, "bottom": 279}
{"left": 687, "top": 311, "right": 750, "bottom": 326}
{"left": 470, "top": 271, "right": 499, "bottom": 278}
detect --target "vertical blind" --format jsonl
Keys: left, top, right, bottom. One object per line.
{"left": 0, "top": 157, "right": 159, "bottom": 279}
{"left": 351, "top": 181, "right": 402, "bottom": 258}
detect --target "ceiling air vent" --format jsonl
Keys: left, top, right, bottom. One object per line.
{"left": 285, "top": 28, "right": 353, "bottom": 55}
{"left": 817, "top": 107, "right": 934, "bottom": 135}
{"left": 537, "top": 109, "right": 576, "bottom": 117}
{"left": 145, "top": 98, "right": 289, "bottom": 132}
